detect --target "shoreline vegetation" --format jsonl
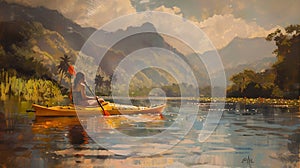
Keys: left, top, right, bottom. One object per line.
{"left": 227, "top": 25, "right": 300, "bottom": 99}
{"left": 0, "top": 69, "right": 298, "bottom": 108}
{"left": 103, "top": 96, "right": 300, "bottom": 107}
{"left": 0, "top": 70, "right": 64, "bottom": 103}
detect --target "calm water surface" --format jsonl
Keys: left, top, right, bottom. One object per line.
{"left": 0, "top": 98, "right": 300, "bottom": 167}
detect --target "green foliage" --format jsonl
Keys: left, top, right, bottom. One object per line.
{"left": 229, "top": 24, "right": 300, "bottom": 99}
{"left": 266, "top": 24, "right": 300, "bottom": 98}
{"left": 94, "top": 74, "right": 112, "bottom": 96}
{"left": 0, "top": 70, "right": 63, "bottom": 102}
{"left": 0, "top": 49, "right": 52, "bottom": 79}
{"left": 271, "top": 86, "right": 284, "bottom": 98}
{"left": 127, "top": 83, "right": 199, "bottom": 97}
{"left": 228, "top": 69, "right": 275, "bottom": 98}
{"left": 57, "top": 54, "right": 72, "bottom": 84}
{"left": 162, "top": 83, "right": 181, "bottom": 97}
{"left": 230, "top": 69, "right": 256, "bottom": 93}
{"left": 0, "top": 20, "right": 77, "bottom": 80}
{"left": 129, "top": 87, "right": 152, "bottom": 97}
{"left": 0, "top": 21, "right": 53, "bottom": 79}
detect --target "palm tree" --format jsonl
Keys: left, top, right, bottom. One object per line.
{"left": 94, "top": 74, "right": 104, "bottom": 94}
{"left": 57, "top": 54, "right": 71, "bottom": 84}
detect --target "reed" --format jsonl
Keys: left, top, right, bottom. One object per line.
{"left": 0, "top": 70, "right": 63, "bottom": 103}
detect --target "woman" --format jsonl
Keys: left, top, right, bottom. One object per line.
{"left": 72, "top": 72, "right": 104, "bottom": 106}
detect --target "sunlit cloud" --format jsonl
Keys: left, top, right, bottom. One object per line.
{"left": 139, "top": 0, "right": 150, "bottom": 4}
{"left": 154, "top": 5, "right": 182, "bottom": 16}
{"left": 152, "top": 5, "right": 280, "bottom": 53}
{"left": 81, "top": 0, "right": 136, "bottom": 28}
{"left": 195, "top": 14, "right": 280, "bottom": 49}
{"left": 6, "top": 0, "right": 136, "bottom": 28}
{"left": 5, "top": 0, "right": 282, "bottom": 53}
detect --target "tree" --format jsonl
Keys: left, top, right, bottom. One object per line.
{"left": 230, "top": 69, "right": 256, "bottom": 93}
{"left": 57, "top": 54, "right": 72, "bottom": 84}
{"left": 94, "top": 74, "right": 104, "bottom": 92}
{"left": 228, "top": 24, "right": 300, "bottom": 98}
{"left": 228, "top": 69, "right": 275, "bottom": 98}
{"left": 94, "top": 73, "right": 112, "bottom": 96}
{"left": 266, "top": 24, "right": 300, "bottom": 98}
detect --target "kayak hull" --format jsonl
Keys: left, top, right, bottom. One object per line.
{"left": 32, "top": 103, "right": 166, "bottom": 117}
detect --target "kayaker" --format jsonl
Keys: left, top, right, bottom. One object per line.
{"left": 72, "top": 72, "right": 105, "bottom": 106}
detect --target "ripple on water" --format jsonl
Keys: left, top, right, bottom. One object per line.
{"left": 1, "top": 100, "right": 300, "bottom": 167}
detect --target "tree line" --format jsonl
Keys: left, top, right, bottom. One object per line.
{"left": 228, "top": 24, "right": 300, "bottom": 99}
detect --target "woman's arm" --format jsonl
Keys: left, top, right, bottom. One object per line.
{"left": 80, "top": 83, "right": 105, "bottom": 103}
{"left": 80, "top": 84, "right": 95, "bottom": 100}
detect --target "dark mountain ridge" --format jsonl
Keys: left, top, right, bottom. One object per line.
{"left": 0, "top": 1, "right": 276, "bottom": 88}
{"left": 0, "top": 1, "right": 96, "bottom": 50}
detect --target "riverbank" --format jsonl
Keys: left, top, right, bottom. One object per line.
{"left": 102, "top": 96, "right": 300, "bottom": 107}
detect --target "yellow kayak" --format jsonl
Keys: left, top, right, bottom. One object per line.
{"left": 32, "top": 103, "right": 166, "bottom": 117}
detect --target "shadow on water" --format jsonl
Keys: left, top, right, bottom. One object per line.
{"left": 0, "top": 97, "right": 18, "bottom": 132}
{"left": 288, "top": 133, "right": 300, "bottom": 155}
{"left": 69, "top": 125, "right": 88, "bottom": 146}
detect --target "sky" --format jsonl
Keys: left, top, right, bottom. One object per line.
{"left": 5, "top": 0, "right": 300, "bottom": 51}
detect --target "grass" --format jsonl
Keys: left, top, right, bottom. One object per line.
{"left": 0, "top": 70, "right": 63, "bottom": 104}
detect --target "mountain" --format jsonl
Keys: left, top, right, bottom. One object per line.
{"left": 81, "top": 22, "right": 210, "bottom": 87}
{"left": 0, "top": 20, "right": 76, "bottom": 79}
{"left": 186, "top": 37, "right": 276, "bottom": 85}
{"left": 0, "top": 1, "right": 96, "bottom": 50}
{"left": 219, "top": 37, "right": 276, "bottom": 84}
{"left": 225, "top": 57, "right": 276, "bottom": 84}
{"left": 219, "top": 37, "right": 276, "bottom": 68}
{"left": 0, "top": 1, "right": 206, "bottom": 87}
{"left": 0, "top": 1, "right": 277, "bottom": 89}
{"left": 183, "top": 37, "right": 276, "bottom": 86}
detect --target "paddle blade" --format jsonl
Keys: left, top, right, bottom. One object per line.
{"left": 159, "top": 113, "right": 164, "bottom": 119}
{"left": 103, "top": 110, "right": 110, "bottom": 116}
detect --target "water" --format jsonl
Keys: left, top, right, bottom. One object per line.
{"left": 0, "top": 98, "right": 299, "bottom": 167}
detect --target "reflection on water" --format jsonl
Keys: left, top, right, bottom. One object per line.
{"left": 69, "top": 125, "right": 88, "bottom": 146}
{"left": 0, "top": 98, "right": 299, "bottom": 167}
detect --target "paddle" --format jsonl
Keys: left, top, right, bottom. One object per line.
{"left": 84, "top": 82, "right": 110, "bottom": 116}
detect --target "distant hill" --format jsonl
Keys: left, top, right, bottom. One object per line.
{"left": 0, "top": 20, "right": 76, "bottom": 79}
{"left": 219, "top": 37, "right": 276, "bottom": 84}
{"left": 184, "top": 37, "right": 276, "bottom": 86}
{"left": 0, "top": 1, "right": 96, "bottom": 50}
{"left": 225, "top": 57, "right": 276, "bottom": 84}
{"left": 81, "top": 22, "right": 211, "bottom": 87}
{"left": 219, "top": 37, "right": 276, "bottom": 68}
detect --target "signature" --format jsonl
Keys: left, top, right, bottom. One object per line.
{"left": 241, "top": 155, "right": 254, "bottom": 167}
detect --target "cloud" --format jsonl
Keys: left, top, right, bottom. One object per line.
{"left": 154, "top": 5, "right": 182, "bottom": 16}
{"left": 151, "top": 5, "right": 279, "bottom": 53}
{"left": 80, "top": 0, "right": 136, "bottom": 28}
{"left": 5, "top": 0, "right": 280, "bottom": 52}
{"left": 139, "top": 0, "right": 150, "bottom": 4}
{"left": 195, "top": 14, "right": 280, "bottom": 49}
{"left": 6, "top": 0, "right": 136, "bottom": 28}
{"left": 132, "top": 0, "right": 300, "bottom": 29}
